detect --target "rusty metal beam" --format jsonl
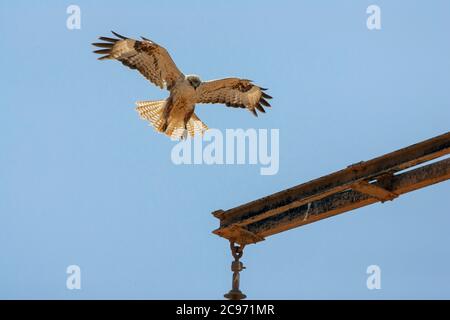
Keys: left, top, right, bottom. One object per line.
{"left": 246, "top": 158, "right": 450, "bottom": 239}
{"left": 214, "top": 132, "right": 450, "bottom": 230}
{"left": 212, "top": 133, "right": 450, "bottom": 245}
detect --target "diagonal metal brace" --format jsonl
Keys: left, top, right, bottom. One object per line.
{"left": 351, "top": 180, "right": 398, "bottom": 202}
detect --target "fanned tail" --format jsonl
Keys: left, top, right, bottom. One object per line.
{"left": 136, "top": 100, "right": 167, "bottom": 132}
{"left": 135, "top": 100, "right": 208, "bottom": 139}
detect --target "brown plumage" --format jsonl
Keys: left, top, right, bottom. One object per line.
{"left": 93, "top": 31, "right": 272, "bottom": 139}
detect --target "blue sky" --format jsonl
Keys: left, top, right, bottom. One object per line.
{"left": 0, "top": 0, "right": 449, "bottom": 299}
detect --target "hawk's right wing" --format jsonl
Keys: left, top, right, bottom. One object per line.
{"left": 93, "top": 31, "right": 184, "bottom": 90}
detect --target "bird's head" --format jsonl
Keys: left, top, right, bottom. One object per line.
{"left": 186, "top": 75, "right": 202, "bottom": 89}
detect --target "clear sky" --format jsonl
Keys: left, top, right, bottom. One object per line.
{"left": 1, "top": 0, "right": 449, "bottom": 299}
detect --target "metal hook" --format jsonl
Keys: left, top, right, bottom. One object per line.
{"left": 224, "top": 241, "right": 247, "bottom": 300}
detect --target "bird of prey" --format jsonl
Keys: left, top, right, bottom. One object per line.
{"left": 92, "top": 31, "right": 272, "bottom": 139}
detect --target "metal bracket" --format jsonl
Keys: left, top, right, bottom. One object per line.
{"left": 213, "top": 225, "right": 265, "bottom": 245}
{"left": 352, "top": 180, "right": 398, "bottom": 202}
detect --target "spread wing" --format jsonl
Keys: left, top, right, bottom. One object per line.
{"left": 92, "top": 31, "right": 184, "bottom": 90}
{"left": 196, "top": 78, "right": 272, "bottom": 116}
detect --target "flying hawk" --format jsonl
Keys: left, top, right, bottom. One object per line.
{"left": 93, "top": 31, "right": 272, "bottom": 139}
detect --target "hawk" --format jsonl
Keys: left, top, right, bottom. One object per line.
{"left": 93, "top": 31, "right": 272, "bottom": 139}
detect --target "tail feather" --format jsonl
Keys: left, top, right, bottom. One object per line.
{"left": 136, "top": 100, "right": 167, "bottom": 132}
{"left": 135, "top": 100, "right": 208, "bottom": 139}
{"left": 186, "top": 113, "right": 208, "bottom": 137}
{"left": 165, "top": 118, "right": 185, "bottom": 139}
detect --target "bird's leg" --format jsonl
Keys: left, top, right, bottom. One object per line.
{"left": 161, "top": 98, "right": 174, "bottom": 133}
{"left": 161, "top": 121, "right": 168, "bottom": 133}
{"left": 183, "top": 108, "right": 195, "bottom": 138}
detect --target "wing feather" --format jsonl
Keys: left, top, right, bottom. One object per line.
{"left": 93, "top": 31, "right": 184, "bottom": 90}
{"left": 196, "top": 78, "right": 272, "bottom": 116}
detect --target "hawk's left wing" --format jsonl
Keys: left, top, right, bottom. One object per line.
{"left": 196, "top": 78, "right": 272, "bottom": 116}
